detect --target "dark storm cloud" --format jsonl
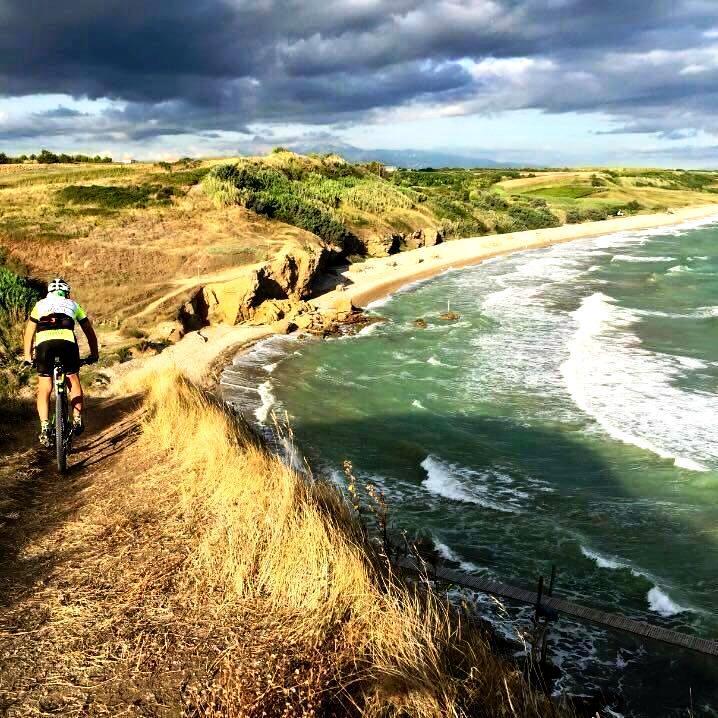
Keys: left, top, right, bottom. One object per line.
{"left": 35, "top": 106, "right": 87, "bottom": 119}
{"left": 1, "top": 0, "right": 718, "bottom": 143}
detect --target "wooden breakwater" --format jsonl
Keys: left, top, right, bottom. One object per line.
{"left": 397, "top": 556, "right": 718, "bottom": 657}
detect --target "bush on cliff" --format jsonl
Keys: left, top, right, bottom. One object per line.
{"left": 202, "top": 163, "right": 358, "bottom": 250}
{"left": 506, "top": 203, "right": 560, "bottom": 230}
{"left": 102, "top": 371, "right": 571, "bottom": 716}
{"left": 0, "top": 258, "right": 42, "bottom": 400}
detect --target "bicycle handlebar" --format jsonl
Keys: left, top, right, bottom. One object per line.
{"left": 19, "top": 355, "right": 98, "bottom": 372}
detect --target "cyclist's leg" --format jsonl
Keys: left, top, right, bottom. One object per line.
{"left": 34, "top": 341, "right": 54, "bottom": 422}
{"left": 34, "top": 341, "right": 54, "bottom": 446}
{"left": 36, "top": 376, "right": 52, "bottom": 421}
{"left": 58, "top": 340, "right": 83, "bottom": 421}
{"left": 66, "top": 373, "right": 83, "bottom": 418}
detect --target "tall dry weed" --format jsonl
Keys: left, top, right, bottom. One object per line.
{"left": 135, "top": 371, "right": 567, "bottom": 717}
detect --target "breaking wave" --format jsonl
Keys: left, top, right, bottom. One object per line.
{"left": 560, "top": 292, "right": 717, "bottom": 472}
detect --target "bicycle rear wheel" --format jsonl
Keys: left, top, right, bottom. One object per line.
{"left": 56, "top": 390, "right": 67, "bottom": 473}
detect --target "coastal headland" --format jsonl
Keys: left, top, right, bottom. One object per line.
{"left": 127, "top": 202, "right": 718, "bottom": 383}
{"left": 2, "top": 156, "right": 718, "bottom": 715}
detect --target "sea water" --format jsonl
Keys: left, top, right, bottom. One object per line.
{"left": 221, "top": 219, "right": 718, "bottom": 716}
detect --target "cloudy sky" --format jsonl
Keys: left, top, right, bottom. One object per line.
{"left": 1, "top": 0, "right": 718, "bottom": 166}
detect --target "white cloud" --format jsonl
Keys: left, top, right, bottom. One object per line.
{"left": 681, "top": 64, "right": 709, "bottom": 74}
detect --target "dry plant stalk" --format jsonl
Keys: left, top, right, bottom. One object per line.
{"left": 0, "top": 370, "right": 569, "bottom": 717}
{"left": 132, "top": 371, "right": 568, "bottom": 717}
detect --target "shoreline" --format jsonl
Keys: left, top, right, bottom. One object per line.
{"left": 313, "top": 203, "right": 718, "bottom": 311}
{"left": 120, "top": 204, "right": 718, "bottom": 386}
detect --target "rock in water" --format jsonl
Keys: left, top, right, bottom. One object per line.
{"left": 439, "top": 311, "right": 460, "bottom": 321}
{"left": 414, "top": 318, "right": 428, "bottom": 329}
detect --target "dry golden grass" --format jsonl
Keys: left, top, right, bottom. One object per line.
{"left": 117, "top": 372, "right": 568, "bottom": 717}
{"left": 0, "top": 162, "right": 321, "bottom": 329}
{"left": 0, "top": 357, "right": 568, "bottom": 714}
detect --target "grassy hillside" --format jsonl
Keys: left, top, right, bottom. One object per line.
{"left": 203, "top": 152, "right": 718, "bottom": 246}
{"left": 0, "top": 370, "right": 570, "bottom": 716}
{"left": 1, "top": 152, "right": 718, "bottom": 400}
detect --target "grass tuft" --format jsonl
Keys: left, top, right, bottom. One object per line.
{"left": 112, "top": 372, "right": 570, "bottom": 716}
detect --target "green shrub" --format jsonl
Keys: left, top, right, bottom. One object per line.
{"left": 0, "top": 266, "right": 42, "bottom": 400}
{"left": 565, "top": 207, "right": 610, "bottom": 224}
{"left": 120, "top": 325, "right": 148, "bottom": 339}
{"left": 438, "top": 218, "right": 488, "bottom": 239}
{"left": 202, "top": 163, "right": 360, "bottom": 250}
{"left": 565, "top": 209, "right": 582, "bottom": 224}
{"left": 157, "top": 168, "right": 211, "bottom": 188}
{"left": 116, "top": 346, "right": 133, "bottom": 363}
{"left": 294, "top": 173, "right": 356, "bottom": 208}
{"left": 202, "top": 175, "right": 241, "bottom": 207}
{"left": 34, "top": 149, "right": 112, "bottom": 164}
{"left": 506, "top": 204, "right": 560, "bottom": 230}
{"left": 56, "top": 184, "right": 153, "bottom": 209}
{"left": 343, "top": 181, "right": 414, "bottom": 213}
{"left": 245, "top": 191, "right": 350, "bottom": 246}
{"left": 472, "top": 191, "right": 508, "bottom": 211}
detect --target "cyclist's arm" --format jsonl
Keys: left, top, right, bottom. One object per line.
{"left": 79, "top": 317, "right": 99, "bottom": 358}
{"left": 23, "top": 320, "right": 36, "bottom": 362}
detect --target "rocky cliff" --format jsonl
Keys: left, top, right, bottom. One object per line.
{"left": 179, "top": 241, "right": 330, "bottom": 332}
{"left": 179, "top": 226, "right": 441, "bottom": 334}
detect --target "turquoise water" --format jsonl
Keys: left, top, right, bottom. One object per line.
{"left": 222, "top": 219, "right": 718, "bottom": 716}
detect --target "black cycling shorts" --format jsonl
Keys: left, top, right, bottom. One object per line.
{"left": 35, "top": 339, "right": 81, "bottom": 377}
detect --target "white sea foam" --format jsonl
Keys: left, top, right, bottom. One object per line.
{"left": 411, "top": 399, "right": 426, "bottom": 409}
{"left": 420, "top": 455, "right": 524, "bottom": 513}
{"left": 358, "top": 322, "right": 382, "bottom": 336}
{"left": 638, "top": 305, "right": 718, "bottom": 320}
{"left": 667, "top": 264, "right": 690, "bottom": 273}
{"left": 427, "top": 356, "right": 445, "bottom": 366}
{"left": 581, "top": 545, "right": 695, "bottom": 617}
{"left": 647, "top": 586, "right": 689, "bottom": 617}
{"left": 673, "top": 456, "right": 710, "bottom": 471}
{"left": 611, "top": 254, "right": 675, "bottom": 263}
{"left": 255, "top": 380, "right": 276, "bottom": 424}
{"left": 580, "top": 546, "right": 625, "bottom": 570}
{"left": 366, "top": 295, "right": 393, "bottom": 310}
{"left": 560, "top": 292, "right": 717, "bottom": 471}
{"left": 433, "top": 539, "right": 483, "bottom": 573}
{"left": 673, "top": 355, "right": 708, "bottom": 370}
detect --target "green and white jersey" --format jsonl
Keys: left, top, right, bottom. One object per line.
{"left": 29, "top": 294, "right": 88, "bottom": 345}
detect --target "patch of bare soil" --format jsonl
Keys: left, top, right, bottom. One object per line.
{"left": 0, "top": 395, "right": 341, "bottom": 717}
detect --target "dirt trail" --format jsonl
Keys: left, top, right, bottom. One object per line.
{"left": 0, "top": 396, "right": 144, "bottom": 715}
{"left": 132, "top": 262, "right": 263, "bottom": 319}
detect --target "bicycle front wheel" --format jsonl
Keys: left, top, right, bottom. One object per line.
{"left": 56, "top": 390, "right": 67, "bottom": 473}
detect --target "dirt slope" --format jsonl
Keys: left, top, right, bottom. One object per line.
{"left": 0, "top": 397, "right": 149, "bottom": 714}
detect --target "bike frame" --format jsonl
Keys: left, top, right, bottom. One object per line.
{"left": 52, "top": 357, "right": 73, "bottom": 473}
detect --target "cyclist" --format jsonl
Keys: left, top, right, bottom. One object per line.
{"left": 22, "top": 278, "right": 99, "bottom": 447}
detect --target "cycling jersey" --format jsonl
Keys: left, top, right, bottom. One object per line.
{"left": 29, "top": 294, "right": 88, "bottom": 345}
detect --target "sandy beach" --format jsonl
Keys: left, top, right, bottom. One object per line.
{"left": 118, "top": 203, "right": 718, "bottom": 384}
{"left": 314, "top": 203, "right": 718, "bottom": 311}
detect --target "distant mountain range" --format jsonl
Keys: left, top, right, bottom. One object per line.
{"left": 291, "top": 142, "right": 528, "bottom": 169}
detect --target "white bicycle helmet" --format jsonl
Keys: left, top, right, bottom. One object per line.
{"left": 47, "top": 277, "right": 71, "bottom": 296}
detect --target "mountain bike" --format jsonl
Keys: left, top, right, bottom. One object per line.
{"left": 52, "top": 356, "right": 91, "bottom": 473}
